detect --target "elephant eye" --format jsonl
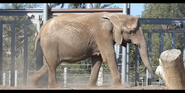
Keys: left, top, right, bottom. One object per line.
{"left": 129, "top": 30, "right": 134, "bottom": 34}
{"left": 129, "top": 30, "right": 136, "bottom": 35}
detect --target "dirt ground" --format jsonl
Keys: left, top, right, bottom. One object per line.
{"left": 0, "top": 85, "right": 167, "bottom": 90}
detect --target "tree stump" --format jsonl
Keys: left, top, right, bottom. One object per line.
{"left": 160, "top": 49, "right": 185, "bottom": 89}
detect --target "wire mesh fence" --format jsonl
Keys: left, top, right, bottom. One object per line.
{"left": 1, "top": 61, "right": 162, "bottom": 87}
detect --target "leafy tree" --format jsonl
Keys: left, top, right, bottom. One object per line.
{"left": 93, "top": 3, "right": 115, "bottom": 9}
{"left": 133, "top": 3, "right": 185, "bottom": 84}
{"left": 0, "top": 3, "right": 41, "bottom": 85}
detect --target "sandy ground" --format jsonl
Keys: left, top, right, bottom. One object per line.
{"left": 0, "top": 85, "right": 167, "bottom": 90}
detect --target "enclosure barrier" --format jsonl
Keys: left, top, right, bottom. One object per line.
{"left": 0, "top": 7, "right": 185, "bottom": 87}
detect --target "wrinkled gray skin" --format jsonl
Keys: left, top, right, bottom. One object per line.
{"left": 29, "top": 12, "right": 155, "bottom": 88}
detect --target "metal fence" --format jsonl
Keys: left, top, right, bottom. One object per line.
{"left": 1, "top": 7, "right": 185, "bottom": 87}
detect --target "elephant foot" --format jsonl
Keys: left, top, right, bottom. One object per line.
{"left": 28, "top": 76, "right": 38, "bottom": 87}
{"left": 86, "top": 83, "right": 98, "bottom": 88}
{"left": 29, "top": 86, "right": 40, "bottom": 88}
{"left": 48, "top": 83, "right": 61, "bottom": 88}
{"left": 110, "top": 83, "right": 131, "bottom": 88}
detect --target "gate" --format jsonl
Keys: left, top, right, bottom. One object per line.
{"left": 0, "top": 14, "right": 42, "bottom": 86}
{"left": 1, "top": 7, "right": 185, "bottom": 87}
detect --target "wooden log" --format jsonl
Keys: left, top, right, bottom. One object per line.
{"left": 160, "top": 49, "right": 185, "bottom": 89}
{"left": 155, "top": 65, "right": 166, "bottom": 84}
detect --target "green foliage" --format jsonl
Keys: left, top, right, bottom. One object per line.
{"left": 136, "top": 3, "right": 185, "bottom": 83}
{"left": 0, "top": 3, "right": 38, "bottom": 73}
{"left": 93, "top": 3, "right": 115, "bottom": 9}
{"left": 53, "top": 3, "right": 118, "bottom": 9}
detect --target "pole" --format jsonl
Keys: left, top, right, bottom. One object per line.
{"left": 121, "top": 3, "right": 130, "bottom": 84}
{"left": 23, "top": 23, "right": 28, "bottom": 86}
{"left": 146, "top": 32, "right": 152, "bottom": 86}
{"left": 10, "top": 22, "right": 15, "bottom": 86}
{"left": 126, "top": 3, "right": 130, "bottom": 83}
{"left": 64, "top": 67, "right": 67, "bottom": 87}
{"left": 0, "top": 22, "right": 2, "bottom": 85}
{"left": 43, "top": 3, "right": 48, "bottom": 24}
{"left": 36, "top": 3, "right": 49, "bottom": 87}
{"left": 135, "top": 46, "right": 139, "bottom": 86}
{"left": 15, "top": 70, "right": 17, "bottom": 87}
{"left": 3, "top": 73, "right": 5, "bottom": 85}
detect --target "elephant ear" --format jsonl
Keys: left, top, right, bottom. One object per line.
{"left": 122, "top": 16, "right": 138, "bottom": 33}
{"left": 102, "top": 14, "right": 123, "bottom": 45}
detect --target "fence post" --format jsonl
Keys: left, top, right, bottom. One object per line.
{"left": 10, "top": 22, "right": 15, "bottom": 86}
{"left": 64, "top": 67, "right": 67, "bottom": 87}
{"left": 36, "top": 3, "right": 49, "bottom": 87}
{"left": 97, "top": 65, "right": 103, "bottom": 86}
{"left": 183, "top": 22, "right": 185, "bottom": 61}
{"left": 183, "top": 33, "right": 185, "bottom": 61}
{"left": 121, "top": 3, "right": 129, "bottom": 85}
{"left": 8, "top": 71, "right": 11, "bottom": 86}
{"left": 3, "top": 73, "right": 5, "bottom": 85}
{"left": 126, "top": 3, "right": 130, "bottom": 83}
{"left": 14, "top": 70, "right": 17, "bottom": 87}
{"left": 0, "top": 22, "right": 2, "bottom": 85}
{"left": 172, "top": 32, "right": 176, "bottom": 49}
{"left": 146, "top": 31, "right": 152, "bottom": 86}
{"left": 23, "top": 23, "right": 28, "bottom": 86}
{"left": 135, "top": 46, "right": 139, "bottom": 86}
{"left": 159, "top": 32, "right": 164, "bottom": 85}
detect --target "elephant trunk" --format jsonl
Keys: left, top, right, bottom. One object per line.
{"left": 138, "top": 39, "right": 155, "bottom": 77}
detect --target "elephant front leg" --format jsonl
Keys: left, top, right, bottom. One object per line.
{"left": 87, "top": 55, "right": 103, "bottom": 87}
{"left": 106, "top": 53, "right": 122, "bottom": 87}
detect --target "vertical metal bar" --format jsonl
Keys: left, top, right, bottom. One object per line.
{"left": 36, "top": 3, "right": 48, "bottom": 87}
{"left": 126, "top": 3, "right": 130, "bottom": 83}
{"left": 64, "top": 67, "right": 67, "bottom": 87}
{"left": 114, "top": 45, "right": 121, "bottom": 73}
{"left": 126, "top": 43, "right": 130, "bottom": 83}
{"left": 135, "top": 46, "right": 139, "bottom": 86}
{"left": 159, "top": 32, "right": 164, "bottom": 54}
{"left": 3, "top": 73, "right": 5, "bottom": 85}
{"left": 117, "top": 45, "right": 122, "bottom": 75}
{"left": 146, "top": 32, "right": 152, "bottom": 86}
{"left": 23, "top": 23, "right": 28, "bottom": 86}
{"left": 9, "top": 71, "right": 11, "bottom": 86}
{"left": 43, "top": 3, "right": 48, "bottom": 24}
{"left": 172, "top": 32, "right": 176, "bottom": 49}
{"left": 183, "top": 22, "right": 185, "bottom": 61}
{"left": 10, "top": 22, "right": 15, "bottom": 86}
{"left": 121, "top": 3, "right": 128, "bottom": 84}
{"left": 183, "top": 33, "right": 185, "bottom": 61}
{"left": 0, "top": 22, "right": 3, "bottom": 85}
{"left": 159, "top": 32, "right": 164, "bottom": 85}
{"left": 36, "top": 20, "right": 42, "bottom": 71}
{"left": 121, "top": 46, "right": 126, "bottom": 84}
{"left": 14, "top": 70, "right": 17, "bottom": 87}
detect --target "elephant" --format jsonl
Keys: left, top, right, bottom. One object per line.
{"left": 29, "top": 12, "right": 155, "bottom": 88}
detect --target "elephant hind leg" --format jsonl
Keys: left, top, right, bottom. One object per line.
{"left": 28, "top": 59, "right": 48, "bottom": 87}
{"left": 87, "top": 55, "right": 102, "bottom": 88}
{"left": 43, "top": 51, "right": 61, "bottom": 88}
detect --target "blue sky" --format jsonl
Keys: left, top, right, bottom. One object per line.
{"left": 54, "top": 3, "right": 145, "bottom": 16}
{"left": 0, "top": 3, "right": 145, "bottom": 17}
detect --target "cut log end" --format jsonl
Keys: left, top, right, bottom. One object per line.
{"left": 160, "top": 49, "right": 185, "bottom": 90}
{"left": 160, "top": 49, "right": 181, "bottom": 63}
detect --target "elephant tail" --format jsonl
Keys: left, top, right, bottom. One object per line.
{"left": 34, "top": 32, "right": 41, "bottom": 55}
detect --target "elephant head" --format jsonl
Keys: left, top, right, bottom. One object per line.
{"left": 102, "top": 14, "right": 155, "bottom": 77}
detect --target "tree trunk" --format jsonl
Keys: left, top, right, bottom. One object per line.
{"left": 160, "top": 49, "right": 185, "bottom": 89}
